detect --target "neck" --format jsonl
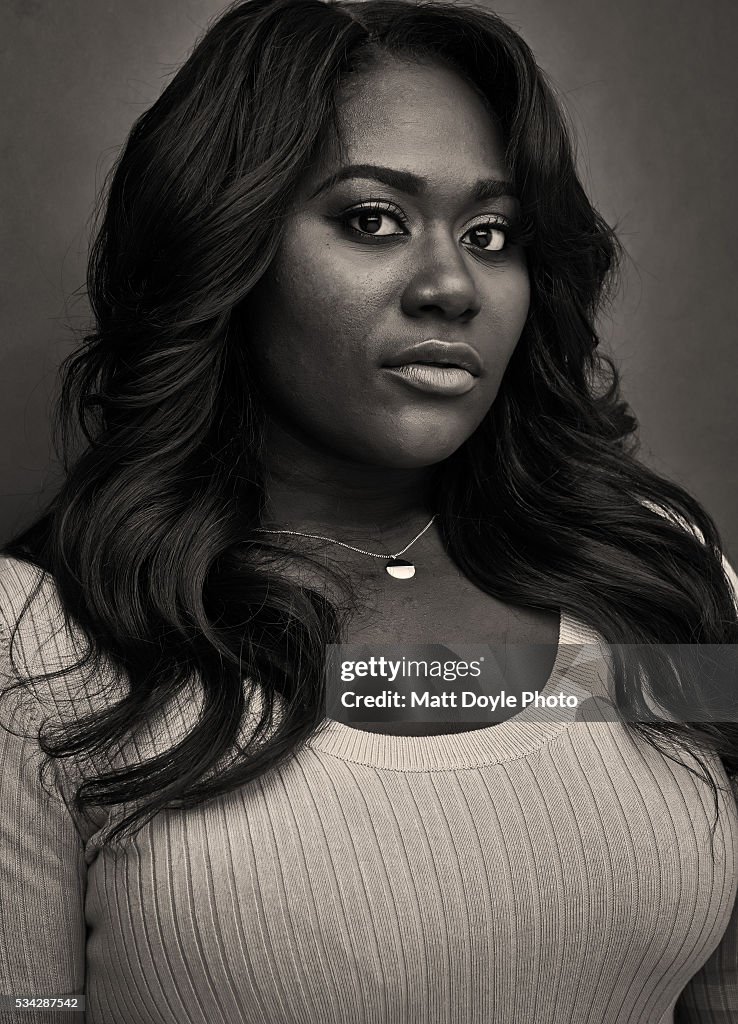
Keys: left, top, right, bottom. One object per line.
{"left": 259, "top": 420, "right": 436, "bottom": 546}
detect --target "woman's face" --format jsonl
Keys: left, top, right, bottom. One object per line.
{"left": 247, "top": 57, "right": 530, "bottom": 469}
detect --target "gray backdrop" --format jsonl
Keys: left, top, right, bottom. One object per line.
{"left": 1, "top": 0, "right": 736, "bottom": 559}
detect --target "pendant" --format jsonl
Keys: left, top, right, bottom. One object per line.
{"left": 385, "top": 558, "right": 415, "bottom": 579}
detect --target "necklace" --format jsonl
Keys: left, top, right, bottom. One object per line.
{"left": 253, "top": 514, "right": 437, "bottom": 579}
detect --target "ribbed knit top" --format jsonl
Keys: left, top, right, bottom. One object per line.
{"left": 1, "top": 553, "right": 737, "bottom": 1024}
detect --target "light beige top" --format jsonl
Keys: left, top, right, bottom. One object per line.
{"left": 1, "top": 552, "right": 737, "bottom": 1023}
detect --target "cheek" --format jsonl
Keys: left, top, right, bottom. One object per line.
{"left": 495, "top": 264, "right": 530, "bottom": 332}
{"left": 258, "top": 238, "right": 383, "bottom": 360}
{"left": 486, "top": 265, "right": 530, "bottom": 362}
{"left": 292, "top": 239, "right": 394, "bottom": 352}
{"left": 247, "top": 242, "right": 378, "bottom": 414}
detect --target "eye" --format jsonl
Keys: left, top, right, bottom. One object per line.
{"left": 462, "top": 220, "right": 509, "bottom": 252}
{"left": 340, "top": 201, "right": 408, "bottom": 239}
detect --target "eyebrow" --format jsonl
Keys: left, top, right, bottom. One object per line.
{"left": 307, "top": 163, "right": 517, "bottom": 202}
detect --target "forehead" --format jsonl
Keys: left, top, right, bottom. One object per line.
{"left": 329, "top": 56, "right": 508, "bottom": 182}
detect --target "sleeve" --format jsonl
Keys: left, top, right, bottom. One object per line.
{"left": 673, "top": 783, "right": 738, "bottom": 1022}
{"left": 673, "top": 552, "right": 738, "bottom": 1022}
{"left": 0, "top": 616, "right": 87, "bottom": 1022}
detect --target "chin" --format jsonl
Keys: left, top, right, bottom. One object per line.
{"left": 354, "top": 432, "right": 471, "bottom": 469}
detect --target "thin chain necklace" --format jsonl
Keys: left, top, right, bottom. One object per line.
{"left": 253, "top": 514, "right": 437, "bottom": 579}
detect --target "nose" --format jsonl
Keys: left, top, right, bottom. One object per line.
{"left": 400, "top": 230, "right": 481, "bottom": 322}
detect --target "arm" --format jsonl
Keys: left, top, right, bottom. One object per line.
{"left": 673, "top": 777, "right": 738, "bottom": 1022}
{"left": 674, "top": 552, "right": 738, "bottom": 1021}
{"left": 0, "top": 611, "right": 87, "bottom": 1022}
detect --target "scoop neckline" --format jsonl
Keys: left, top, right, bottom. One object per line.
{"left": 304, "top": 610, "right": 599, "bottom": 770}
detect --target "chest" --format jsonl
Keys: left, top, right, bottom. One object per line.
{"left": 339, "top": 573, "right": 556, "bottom": 733}
{"left": 83, "top": 736, "right": 738, "bottom": 1024}
{"left": 342, "top": 557, "right": 560, "bottom": 646}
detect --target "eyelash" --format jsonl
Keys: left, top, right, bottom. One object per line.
{"left": 337, "top": 199, "right": 529, "bottom": 252}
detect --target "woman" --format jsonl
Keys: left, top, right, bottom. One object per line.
{"left": 1, "top": 0, "right": 736, "bottom": 1021}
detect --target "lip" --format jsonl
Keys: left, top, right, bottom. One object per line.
{"left": 383, "top": 364, "right": 477, "bottom": 396}
{"left": 381, "top": 339, "right": 483, "bottom": 377}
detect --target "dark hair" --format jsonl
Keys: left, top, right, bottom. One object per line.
{"left": 2, "top": 0, "right": 737, "bottom": 847}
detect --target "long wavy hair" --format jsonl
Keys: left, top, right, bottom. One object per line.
{"left": 2, "top": 0, "right": 737, "bottom": 847}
